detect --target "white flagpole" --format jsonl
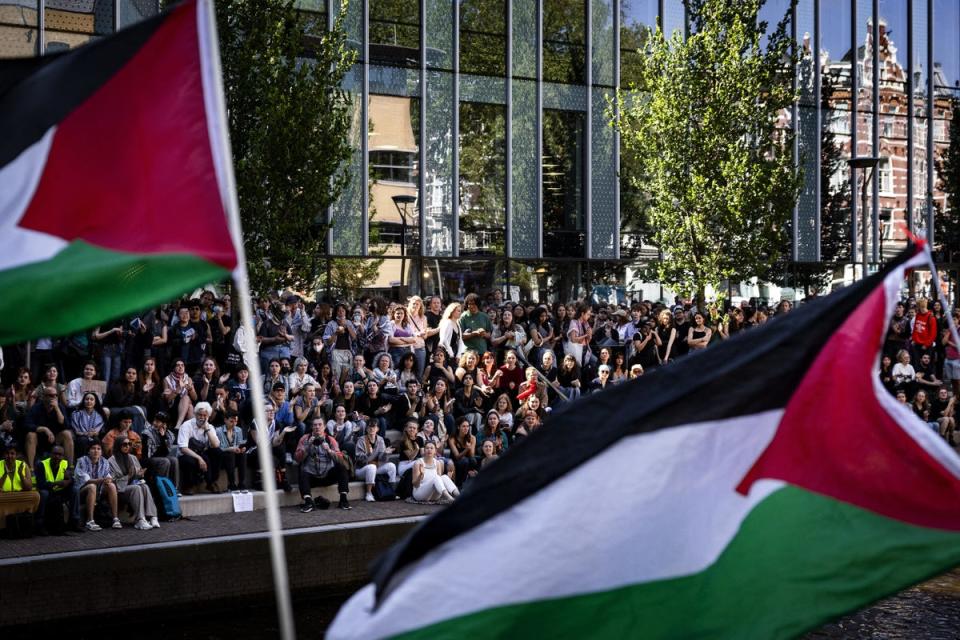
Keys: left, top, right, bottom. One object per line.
{"left": 198, "top": 1, "right": 295, "bottom": 638}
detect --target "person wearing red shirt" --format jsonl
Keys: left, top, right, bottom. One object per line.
{"left": 911, "top": 298, "right": 938, "bottom": 365}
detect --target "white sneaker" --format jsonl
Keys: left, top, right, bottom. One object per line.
{"left": 134, "top": 519, "right": 151, "bottom": 531}
{"left": 85, "top": 520, "right": 102, "bottom": 532}
{"left": 365, "top": 492, "right": 375, "bottom": 502}
{"left": 111, "top": 518, "right": 123, "bottom": 529}
{"left": 149, "top": 517, "right": 160, "bottom": 529}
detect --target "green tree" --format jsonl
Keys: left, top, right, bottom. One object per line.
{"left": 611, "top": 0, "right": 800, "bottom": 305}
{"left": 215, "top": 0, "right": 357, "bottom": 293}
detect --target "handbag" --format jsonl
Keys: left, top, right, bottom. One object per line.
{"left": 372, "top": 475, "right": 396, "bottom": 501}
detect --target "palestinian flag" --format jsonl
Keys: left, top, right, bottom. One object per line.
{"left": 329, "top": 244, "right": 960, "bottom": 640}
{"left": 0, "top": 0, "right": 237, "bottom": 344}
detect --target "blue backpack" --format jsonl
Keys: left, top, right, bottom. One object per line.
{"left": 154, "top": 476, "right": 182, "bottom": 520}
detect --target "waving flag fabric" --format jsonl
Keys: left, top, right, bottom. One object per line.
{"left": 329, "top": 244, "right": 960, "bottom": 640}
{"left": 0, "top": 0, "right": 237, "bottom": 344}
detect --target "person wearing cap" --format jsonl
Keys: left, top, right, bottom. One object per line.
{"left": 142, "top": 411, "right": 179, "bottom": 489}
{"left": 177, "top": 401, "right": 223, "bottom": 494}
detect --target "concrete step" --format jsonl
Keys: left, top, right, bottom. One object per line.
{"left": 178, "top": 482, "right": 368, "bottom": 517}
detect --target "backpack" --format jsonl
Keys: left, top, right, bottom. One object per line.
{"left": 372, "top": 475, "right": 396, "bottom": 501}
{"left": 153, "top": 475, "right": 182, "bottom": 520}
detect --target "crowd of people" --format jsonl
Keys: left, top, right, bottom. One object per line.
{"left": 0, "top": 285, "right": 956, "bottom": 534}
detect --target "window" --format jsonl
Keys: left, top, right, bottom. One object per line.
{"left": 619, "top": 0, "right": 657, "bottom": 87}
{"left": 459, "top": 101, "right": 506, "bottom": 256}
{"left": 878, "top": 159, "right": 892, "bottom": 194}
{"left": 543, "top": 0, "right": 586, "bottom": 84}
{"left": 369, "top": 0, "right": 420, "bottom": 67}
{"left": 370, "top": 150, "right": 417, "bottom": 183}
{"left": 828, "top": 107, "right": 850, "bottom": 135}
{"left": 459, "top": 0, "right": 506, "bottom": 77}
{"left": 543, "top": 109, "right": 585, "bottom": 257}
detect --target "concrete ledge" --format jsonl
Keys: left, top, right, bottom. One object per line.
{"left": 0, "top": 515, "right": 423, "bottom": 627}
{"left": 179, "top": 482, "right": 368, "bottom": 517}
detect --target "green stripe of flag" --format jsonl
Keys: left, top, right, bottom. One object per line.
{"left": 392, "top": 486, "right": 960, "bottom": 640}
{"left": 0, "top": 240, "right": 229, "bottom": 344}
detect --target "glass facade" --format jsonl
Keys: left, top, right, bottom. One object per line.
{"left": 5, "top": 1, "right": 958, "bottom": 299}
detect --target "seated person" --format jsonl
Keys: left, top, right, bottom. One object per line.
{"left": 101, "top": 410, "right": 142, "bottom": 459}
{"left": 24, "top": 385, "right": 71, "bottom": 468}
{"left": 35, "top": 445, "right": 81, "bottom": 534}
{"left": 354, "top": 422, "right": 396, "bottom": 502}
{"left": 0, "top": 443, "right": 41, "bottom": 530}
{"left": 108, "top": 436, "right": 160, "bottom": 530}
{"left": 270, "top": 382, "right": 296, "bottom": 431}
{"left": 411, "top": 442, "right": 459, "bottom": 504}
{"left": 217, "top": 411, "right": 247, "bottom": 491}
{"left": 177, "top": 402, "right": 223, "bottom": 494}
{"left": 294, "top": 417, "right": 351, "bottom": 512}
{"left": 915, "top": 353, "right": 942, "bottom": 391}
{"left": 326, "top": 404, "right": 360, "bottom": 457}
{"left": 69, "top": 392, "right": 106, "bottom": 460}
{"left": 75, "top": 441, "right": 120, "bottom": 531}
{"left": 247, "top": 403, "right": 295, "bottom": 492}
{"left": 142, "top": 411, "right": 179, "bottom": 489}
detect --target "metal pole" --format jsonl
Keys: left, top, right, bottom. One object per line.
{"left": 850, "top": 0, "right": 859, "bottom": 266}
{"left": 871, "top": 0, "right": 880, "bottom": 263}
{"left": 814, "top": 0, "right": 821, "bottom": 260}
{"left": 907, "top": 0, "right": 914, "bottom": 236}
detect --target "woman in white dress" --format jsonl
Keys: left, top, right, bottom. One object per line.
{"left": 412, "top": 441, "right": 459, "bottom": 504}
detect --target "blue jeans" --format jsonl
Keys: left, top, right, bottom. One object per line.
{"left": 101, "top": 345, "right": 122, "bottom": 384}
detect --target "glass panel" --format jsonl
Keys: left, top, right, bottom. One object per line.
{"left": 44, "top": 0, "right": 113, "bottom": 53}
{"left": 663, "top": 0, "right": 685, "bottom": 39}
{"left": 421, "top": 259, "right": 508, "bottom": 299}
{"left": 369, "top": 0, "right": 420, "bottom": 67}
{"left": 543, "top": 81, "right": 588, "bottom": 110}
{"left": 619, "top": 0, "right": 657, "bottom": 87}
{"left": 337, "top": 0, "right": 363, "bottom": 55}
{"left": 331, "top": 65, "right": 364, "bottom": 255}
{"left": 369, "top": 94, "right": 421, "bottom": 266}
{"left": 758, "top": 0, "right": 791, "bottom": 49}
{"left": 423, "top": 70, "right": 455, "bottom": 256}
{"left": 932, "top": 90, "right": 955, "bottom": 249}
{"left": 543, "top": 0, "right": 586, "bottom": 84}
{"left": 543, "top": 109, "right": 585, "bottom": 257}
{"left": 933, "top": 0, "right": 959, "bottom": 89}
{"left": 821, "top": 0, "right": 854, "bottom": 261}
{"left": 459, "top": 0, "right": 506, "bottom": 77}
{"left": 513, "top": 260, "right": 585, "bottom": 302}
{"left": 511, "top": 78, "right": 539, "bottom": 257}
{"left": 912, "top": 0, "right": 928, "bottom": 238}
{"left": 459, "top": 101, "right": 506, "bottom": 256}
{"left": 460, "top": 73, "right": 506, "bottom": 103}
{"left": 425, "top": 0, "right": 453, "bottom": 70}
{"left": 877, "top": 0, "right": 909, "bottom": 256}
{"left": 117, "top": 0, "right": 158, "bottom": 30}
{"left": 0, "top": 0, "right": 39, "bottom": 58}
{"left": 512, "top": 0, "right": 536, "bottom": 80}
{"left": 591, "top": 87, "right": 616, "bottom": 258}
{"left": 591, "top": 0, "right": 614, "bottom": 87}
{"left": 369, "top": 64, "right": 420, "bottom": 96}
{"left": 795, "top": 0, "right": 817, "bottom": 261}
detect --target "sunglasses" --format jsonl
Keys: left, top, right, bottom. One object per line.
{"left": 119, "top": 442, "right": 131, "bottom": 448}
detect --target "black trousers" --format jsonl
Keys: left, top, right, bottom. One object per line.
{"left": 221, "top": 450, "right": 246, "bottom": 489}
{"left": 299, "top": 464, "right": 349, "bottom": 497}
{"left": 179, "top": 448, "right": 222, "bottom": 488}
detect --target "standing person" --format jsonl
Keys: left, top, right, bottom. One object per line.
{"left": 565, "top": 303, "right": 593, "bottom": 369}
{"left": 943, "top": 316, "right": 960, "bottom": 398}
{"left": 324, "top": 304, "right": 358, "bottom": 383}
{"left": 91, "top": 320, "right": 126, "bottom": 385}
{"left": 412, "top": 441, "right": 459, "bottom": 503}
{"left": 354, "top": 422, "right": 397, "bottom": 502}
{"left": 75, "top": 441, "right": 120, "bottom": 531}
{"left": 406, "top": 296, "right": 431, "bottom": 378}
{"left": 109, "top": 437, "right": 160, "bottom": 530}
{"left": 911, "top": 298, "right": 938, "bottom": 366}
{"left": 295, "top": 417, "right": 352, "bottom": 512}
{"left": 460, "top": 294, "right": 492, "bottom": 356}
{"left": 363, "top": 298, "right": 391, "bottom": 368}
{"left": 437, "top": 303, "right": 465, "bottom": 360}
{"left": 884, "top": 302, "right": 911, "bottom": 358}
{"left": 686, "top": 313, "right": 712, "bottom": 351}
{"left": 387, "top": 306, "right": 422, "bottom": 370}
{"left": 654, "top": 310, "right": 677, "bottom": 365}
{"left": 672, "top": 307, "right": 691, "bottom": 358}
{"left": 284, "top": 295, "right": 308, "bottom": 359}
{"left": 177, "top": 402, "right": 222, "bottom": 495}
{"left": 258, "top": 302, "right": 293, "bottom": 375}
{"left": 424, "top": 296, "right": 444, "bottom": 356}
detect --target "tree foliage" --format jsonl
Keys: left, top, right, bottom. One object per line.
{"left": 215, "top": 0, "right": 357, "bottom": 294}
{"left": 611, "top": 0, "right": 801, "bottom": 303}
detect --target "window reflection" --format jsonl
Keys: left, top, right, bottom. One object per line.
{"left": 619, "top": 0, "right": 656, "bottom": 87}
{"left": 0, "top": 0, "right": 39, "bottom": 58}
{"left": 459, "top": 0, "right": 506, "bottom": 77}
{"left": 369, "top": 0, "right": 420, "bottom": 67}
{"left": 44, "top": 0, "right": 113, "bottom": 53}
{"left": 459, "top": 101, "right": 506, "bottom": 257}
{"left": 543, "top": 109, "right": 585, "bottom": 257}
{"left": 543, "top": 0, "right": 586, "bottom": 85}
{"left": 369, "top": 95, "right": 420, "bottom": 286}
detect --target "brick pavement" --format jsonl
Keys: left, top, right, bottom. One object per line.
{"left": 0, "top": 500, "right": 438, "bottom": 562}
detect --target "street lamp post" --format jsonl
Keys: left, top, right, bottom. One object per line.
{"left": 847, "top": 157, "right": 881, "bottom": 279}
{"left": 392, "top": 194, "right": 417, "bottom": 292}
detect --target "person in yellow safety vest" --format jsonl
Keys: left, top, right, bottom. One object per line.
{"left": 35, "top": 445, "right": 82, "bottom": 534}
{"left": 0, "top": 443, "right": 41, "bottom": 528}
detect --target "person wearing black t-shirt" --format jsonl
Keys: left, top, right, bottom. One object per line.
{"left": 929, "top": 387, "right": 955, "bottom": 443}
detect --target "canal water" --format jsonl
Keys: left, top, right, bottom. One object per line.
{"left": 63, "top": 571, "right": 960, "bottom": 638}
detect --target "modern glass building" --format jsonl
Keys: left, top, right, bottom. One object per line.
{"left": 2, "top": 1, "right": 958, "bottom": 301}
